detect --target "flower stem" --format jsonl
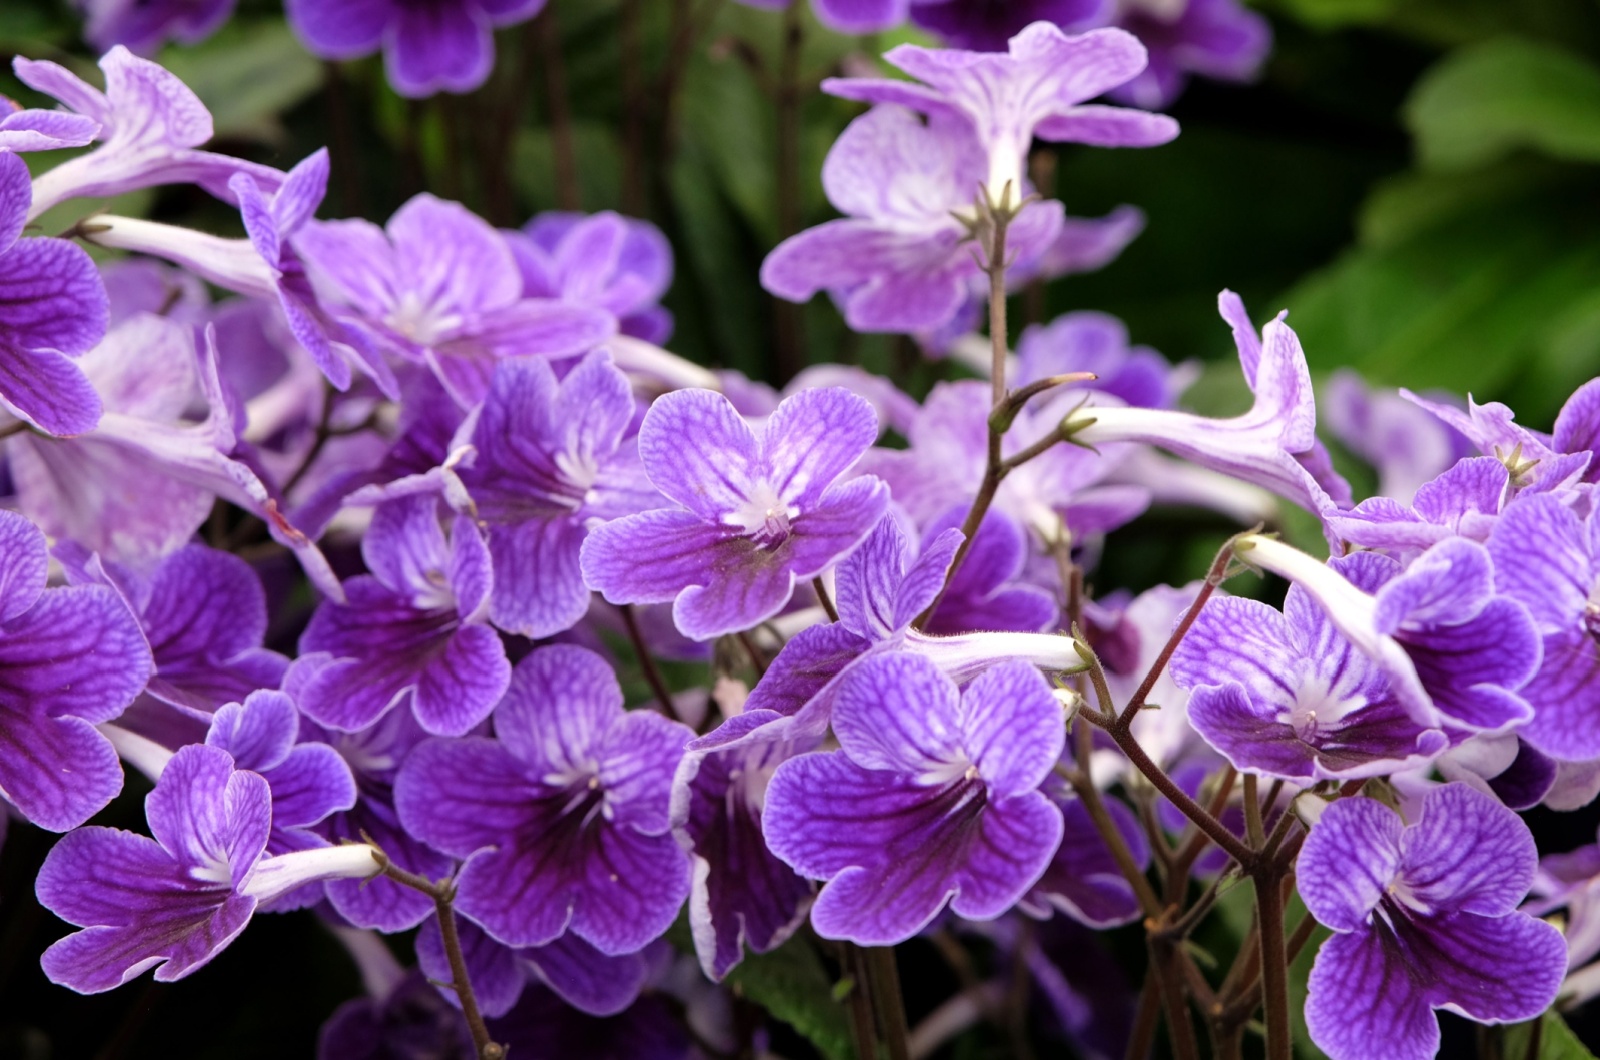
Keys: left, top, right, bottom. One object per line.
{"left": 813, "top": 576, "right": 840, "bottom": 623}
{"left": 1251, "top": 864, "right": 1292, "bottom": 1060}
{"left": 371, "top": 849, "right": 504, "bottom": 1060}
{"left": 619, "top": 603, "right": 679, "bottom": 720}
{"left": 863, "top": 947, "right": 911, "bottom": 1060}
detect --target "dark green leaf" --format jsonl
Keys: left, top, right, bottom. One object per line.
{"left": 158, "top": 21, "right": 322, "bottom": 142}
{"left": 726, "top": 935, "right": 856, "bottom": 1060}
{"left": 1503, "top": 1010, "right": 1600, "bottom": 1060}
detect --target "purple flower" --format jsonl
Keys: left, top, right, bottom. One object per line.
{"left": 1171, "top": 552, "right": 1452, "bottom": 782}
{"left": 1020, "top": 793, "right": 1149, "bottom": 928}
{"left": 301, "top": 674, "right": 455, "bottom": 932}
{"left": 1239, "top": 535, "right": 1540, "bottom": 736}
{"left": 286, "top": 0, "right": 548, "bottom": 98}
{"left": 698, "top": 512, "right": 1078, "bottom": 753}
{"left": 920, "top": 505, "right": 1059, "bottom": 636}
{"left": 1403, "top": 386, "right": 1594, "bottom": 495}
{"left": 581, "top": 386, "right": 890, "bottom": 640}
{"left": 1324, "top": 455, "right": 1509, "bottom": 557}
{"left": 1486, "top": 493, "right": 1600, "bottom": 760}
{"left": 13, "top": 48, "right": 284, "bottom": 221}
{"left": 671, "top": 736, "right": 816, "bottom": 979}
{"left": 1298, "top": 784, "right": 1566, "bottom": 1060}
{"left": 1323, "top": 372, "right": 1475, "bottom": 505}
{"left": 62, "top": 542, "right": 288, "bottom": 751}
{"left": 415, "top": 916, "right": 653, "bottom": 1017}
{"left": 298, "top": 495, "right": 511, "bottom": 737}
{"left": 395, "top": 644, "right": 693, "bottom": 954}
{"left": 453, "top": 350, "right": 657, "bottom": 638}
{"left": 763, "top": 654, "right": 1065, "bottom": 944}
{"left": 1107, "top": 0, "right": 1272, "bottom": 110}
{"left": 0, "top": 510, "right": 152, "bottom": 831}
{"left": 295, "top": 193, "right": 613, "bottom": 406}
{"left": 36, "top": 744, "right": 379, "bottom": 994}
{"left": 909, "top": 0, "right": 1109, "bottom": 51}
{"left": 509, "top": 211, "right": 675, "bottom": 345}
{"left": 762, "top": 104, "right": 1064, "bottom": 334}
{"left": 1529, "top": 828, "right": 1600, "bottom": 976}
{"left": 0, "top": 151, "right": 108, "bottom": 437}
{"left": 77, "top": 0, "right": 237, "bottom": 54}
{"left": 1068, "top": 293, "right": 1349, "bottom": 518}
{"left": 0, "top": 96, "right": 99, "bottom": 152}
{"left": 1015, "top": 310, "right": 1190, "bottom": 411}
{"left": 205, "top": 691, "right": 358, "bottom": 860}
{"left": 824, "top": 23, "right": 1177, "bottom": 205}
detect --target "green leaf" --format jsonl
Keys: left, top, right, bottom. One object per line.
{"left": 158, "top": 21, "right": 322, "bottom": 142}
{"left": 1503, "top": 1010, "right": 1600, "bottom": 1060}
{"left": 726, "top": 936, "right": 857, "bottom": 1060}
{"left": 1406, "top": 39, "right": 1600, "bottom": 171}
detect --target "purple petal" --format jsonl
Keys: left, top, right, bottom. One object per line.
{"left": 948, "top": 791, "right": 1063, "bottom": 922}
{"left": 1487, "top": 494, "right": 1590, "bottom": 633}
{"left": 0, "top": 714, "right": 123, "bottom": 831}
{"left": 1026, "top": 797, "right": 1147, "bottom": 928}
{"left": 0, "top": 344, "right": 103, "bottom": 437}
{"left": 284, "top": 0, "right": 388, "bottom": 58}
{"left": 1034, "top": 105, "right": 1180, "bottom": 146}
{"left": 959, "top": 660, "right": 1065, "bottom": 798}
{"left": 395, "top": 736, "right": 541, "bottom": 861}
{"left": 670, "top": 542, "right": 801, "bottom": 641}
{"left": 580, "top": 509, "right": 723, "bottom": 605}
{"left": 523, "top": 932, "right": 652, "bottom": 1017}
{"left": 1296, "top": 796, "right": 1401, "bottom": 932}
{"left": 0, "top": 510, "right": 46, "bottom": 622}
{"left": 387, "top": 2, "right": 494, "bottom": 97}
{"left": 205, "top": 690, "right": 297, "bottom": 772}
{"left": 740, "top": 622, "right": 867, "bottom": 720}
{"left": 831, "top": 652, "right": 964, "bottom": 775}
{"left": 0, "top": 151, "right": 28, "bottom": 251}
{"left": 834, "top": 515, "right": 916, "bottom": 641}
{"left": 636, "top": 389, "right": 761, "bottom": 522}
{"left": 487, "top": 517, "right": 589, "bottom": 638}
{"left": 1305, "top": 930, "right": 1439, "bottom": 1060}
{"left": 0, "top": 583, "right": 152, "bottom": 724}
{"left": 764, "top": 387, "right": 879, "bottom": 509}
{"left": 594, "top": 709, "right": 692, "bottom": 835}
{"left": 145, "top": 745, "right": 270, "bottom": 883}
{"left": 265, "top": 744, "right": 358, "bottom": 834}
{"left": 493, "top": 644, "right": 623, "bottom": 773}
{"left": 1400, "top": 783, "right": 1538, "bottom": 916}
{"left": 412, "top": 623, "right": 510, "bottom": 737}
{"left": 781, "top": 477, "right": 892, "bottom": 578}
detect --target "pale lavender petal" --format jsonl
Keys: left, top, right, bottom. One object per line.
{"left": 764, "top": 387, "right": 879, "bottom": 508}
{"left": 580, "top": 509, "right": 723, "bottom": 604}
{"left": 831, "top": 652, "right": 964, "bottom": 776}
{"left": 959, "top": 660, "right": 1064, "bottom": 799}
{"left": 0, "top": 510, "right": 46, "bottom": 622}
{"left": 636, "top": 388, "right": 760, "bottom": 522}
{"left": 1034, "top": 105, "right": 1179, "bottom": 146}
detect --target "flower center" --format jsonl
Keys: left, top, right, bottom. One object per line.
{"left": 384, "top": 291, "right": 460, "bottom": 347}
{"left": 726, "top": 481, "right": 798, "bottom": 549}
{"left": 1280, "top": 673, "right": 1365, "bottom": 742}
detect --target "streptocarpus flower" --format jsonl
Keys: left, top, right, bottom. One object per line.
{"left": 1239, "top": 534, "right": 1539, "bottom": 736}
{"left": 295, "top": 193, "right": 613, "bottom": 406}
{"left": 36, "top": 744, "right": 380, "bottom": 994}
{"left": 1106, "top": 0, "right": 1272, "bottom": 110}
{"left": 824, "top": 23, "right": 1178, "bottom": 206}
{"left": 1486, "top": 493, "right": 1600, "bottom": 760}
{"left": 0, "top": 510, "right": 152, "bottom": 831}
{"left": 416, "top": 916, "right": 653, "bottom": 1018}
{"left": 1020, "top": 792, "right": 1149, "bottom": 928}
{"left": 298, "top": 495, "right": 511, "bottom": 737}
{"left": 1323, "top": 455, "right": 1509, "bottom": 557}
{"left": 1170, "top": 552, "right": 1451, "bottom": 782}
{"left": 510, "top": 211, "right": 675, "bottom": 345}
{"left": 909, "top": 0, "right": 1108, "bottom": 51}
{"left": 1066, "top": 293, "right": 1346, "bottom": 518}
{"left": 761, "top": 104, "right": 1064, "bottom": 334}
{"left": 581, "top": 386, "right": 890, "bottom": 641}
{"left": 763, "top": 654, "right": 1065, "bottom": 945}
{"left": 0, "top": 96, "right": 99, "bottom": 151}
{"left": 395, "top": 644, "right": 693, "bottom": 954}
{"left": 285, "top": 0, "right": 548, "bottom": 98}
{"left": 1402, "top": 385, "right": 1593, "bottom": 495}
{"left": 1528, "top": 826, "right": 1600, "bottom": 980}
{"left": 0, "top": 151, "right": 108, "bottom": 436}
{"left": 60, "top": 542, "right": 288, "bottom": 750}
{"left": 1298, "top": 784, "right": 1566, "bottom": 1060}
{"left": 1015, "top": 310, "right": 1190, "bottom": 411}
{"left": 452, "top": 350, "right": 657, "bottom": 638}
{"left": 671, "top": 735, "right": 816, "bottom": 980}
{"left": 13, "top": 47, "right": 284, "bottom": 222}
{"left": 76, "top": 0, "right": 237, "bottom": 54}
{"left": 697, "top": 513, "right": 1078, "bottom": 753}
{"left": 300, "top": 666, "right": 455, "bottom": 932}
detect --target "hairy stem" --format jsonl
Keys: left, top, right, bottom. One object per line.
{"left": 1252, "top": 865, "right": 1292, "bottom": 1060}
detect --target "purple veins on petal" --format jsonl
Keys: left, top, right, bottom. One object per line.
{"left": 581, "top": 386, "right": 889, "bottom": 640}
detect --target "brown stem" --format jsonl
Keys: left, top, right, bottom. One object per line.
{"left": 372, "top": 851, "right": 504, "bottom": 1059}
{"left": 619, "top": 604, "right": 679, "bottom": 720}
{"left": 1243, "top": 774, "right": 1265, "bottom": 850}
{"left": 1067, "top": 726, "right": 1161, "bottom": 917}
{"left": 535, "top": 5, "right": 581, "bottom": 211}
{"left": 1124, "top": 974, "right": 1161, "bottom": 1060}
{"left": 840, "top": 942, "right": 881, "bottom": 1060}
{"left": 1116, "top": 534, "right": 1244, "bottom": 729}
{"left": 1089, "top": 712, "right": 1255, "bottom": 866}
{"left": 813, "top": 576, "right": 839, "bottom": 623}
{"left": 1147, "top": 942, "right": 1201, "bottom": 1060}
{"left": 1252, "top": 866, "right": 1292, "bottom": 1060}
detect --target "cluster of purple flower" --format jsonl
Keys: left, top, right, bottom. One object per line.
{"left": 77, "top": 0, "right": 1269, "bottom": 108}
{"left": 5, "top": 14, "right": 1600, "bottom": 1060}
